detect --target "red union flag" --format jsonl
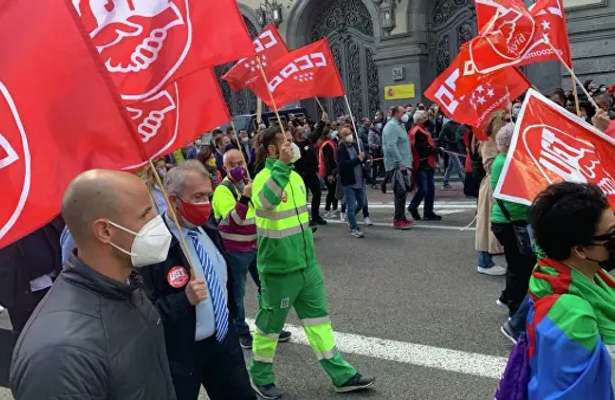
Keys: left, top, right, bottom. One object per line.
{"left": 124, "top": 69, "right": 230, "bottom": 169}
{"left": 494, "top": 89, "right": 615, "bottom": 208}
{"left": 223, "top": 23, "right": 289, "bottom": 92}
{"left": 73, "top": 0, "right": 255, "bottom": 101}
{"left": 469, "top": 0, "right": 536, "bottom": 73}
{"left": 247, "top": 38, "right": 345, "bottom": 108}
{"left": 424, "top": 46, "right": 530, "bottom": 139}
{"left": 0, "top": 1, "right": 145, "bottom": 248}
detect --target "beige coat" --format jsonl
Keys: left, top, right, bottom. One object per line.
{"left": 475, "top": 138, "right": 504, "bottom": 254}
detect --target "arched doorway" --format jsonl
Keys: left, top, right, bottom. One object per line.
{"left": 428, "top": 0, "right": 476, "bottom": 77}
{"left": 287, "top": 0, "right": 381, "bottom": 120}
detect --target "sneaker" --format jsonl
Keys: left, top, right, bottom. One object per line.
{"left": 394, "top": 220, "right": 413, "bottom": 230}
{"left": 408, "top": 207, "right": 422, "bottom": 221}
{"left": 278, "top": 330, "right": 291, "bottom": 343}
{"left": 340, "top": 212, "right": 347, "bottom": 222}
{"left": 250, "top": 381, "right": 283, "bottom": 400}
{"left": 496, "top": 296, "right": 509, "bottom": 311}
{"left": 363, "top": 217, "right": 373, "bottom": 226}
{"left": 424, "top": 213, "right": 442, "bottom": 221}
{"left": 324, "top": 210, "right": 333, "bottom": 219}
{"left": 0, "top": 305, "right": 4, "bottom": 314}
{"left": 477, "top": 265, "right": 506, "bottom": 276}
{"left": 313, "top": 216, "right": 328, "bottom": 225}
{"left": 335, "top": 374, "right": 375, "bottom": 393}
{"left": 351, "top": 229, "right": 365, "bottom": 238}
{"left": 239, "top": 334, "right": 252, "bottom": 350}
{"left": 500, "top": 321, "right": 518, "bottom": 345}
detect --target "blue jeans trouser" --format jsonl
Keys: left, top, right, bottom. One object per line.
{"left": 443, "top": 154, "right": 465, "bottom": 185}
{"left": 226, "top": 250, "right": 259, "bottom": 337}
{"left": 343, "top": 186, "right": 365, "bottom": 230}
{"left": 478, "top": 251, "right": 495, "bottom": 269}
{"left": 409, "top": 169, "right": 435, "bottom": 216}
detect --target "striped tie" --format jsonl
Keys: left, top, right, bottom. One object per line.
{"left": 187, "top": 230, "right": 229, "bottom": 342}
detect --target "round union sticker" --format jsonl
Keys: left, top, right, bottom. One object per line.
{"left": 167, "top": 266, "right": 189, "bottom": 289}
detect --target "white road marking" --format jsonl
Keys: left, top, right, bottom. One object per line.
{"left": 365, "top": 204, "right": 476, "bottom": 210}
{"left": 325, "top": 219, "right": 476, "bottom": 232}
{"left": 247, "top": 319, "right": 506, "bottom": 379}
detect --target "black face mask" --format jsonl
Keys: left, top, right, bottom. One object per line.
{"left": 587, "top": 237, "right": 615, "bottom": 271}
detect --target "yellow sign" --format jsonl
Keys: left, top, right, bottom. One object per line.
{"left": 384, "top": 84, "right": 416, "bottom": 100}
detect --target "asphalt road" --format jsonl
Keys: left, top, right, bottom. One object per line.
{"left": 0, "top": 185, "right": 513, "bottom": 400}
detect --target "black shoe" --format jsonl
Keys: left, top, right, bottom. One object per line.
{"left": 313, "top": 216, "right": 328, "bottom": 225}
{"left": 424, "top": 213, "right": 442, "bottom": 221}
{"left": 250, "top": 381, "right": 283, "bottom": 400}
{"left": 239, "top": 334, "right": 252, "bottom": 350}
{"left": 278, "top": 330, "right": 292, "bottom": 343}
{"left": 500, "top": 321, "right": 519, "bottom": 345}
{"left": 380, "top": 182, "right": 387, "bottom": 194}
{"left": 335, "top": 374, "right": 375, "bottom": 393}
{"left": 408, "top": 207, "right": 422, "bottom": 221}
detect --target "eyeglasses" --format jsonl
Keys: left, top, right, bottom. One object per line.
{"left": 591, "top": 231, "right": 615, "bottom": 243}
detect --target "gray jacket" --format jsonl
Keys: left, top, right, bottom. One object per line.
{"left": 10, "top": 255, "right": 176, "bottom": 400}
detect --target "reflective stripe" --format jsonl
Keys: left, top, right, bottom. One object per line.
{"left": 265, "top": 178, "right": 284, "bottom": 198}
{"left": 256, "top": 206, "right": 308, "bottom": 220}
{"left": 256, "top": 327, "right": 281, "bottom": 341}
{"left": 258, "top": 191, "right": 275, "bottom": 209}
{"left": 257, "top": 223, "right": 310, "bottom": 239}
{"left": 230, "top": 210, "right": 243, "bottom": 225}
{"left": 315, "top": 346, "right": 339, "bottom": 361}
{"left": 301, "top": 316, "right": 331, "bottom": 326}
{"left": 219, "top": 232, "right": 257, "bottom": 242}
{"left": 252, "top": 353, "right": 274, "bottom": 363}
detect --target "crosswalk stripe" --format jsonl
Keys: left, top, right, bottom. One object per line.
{"left": 324, "top": 219, "right": 476, "bottom": 232}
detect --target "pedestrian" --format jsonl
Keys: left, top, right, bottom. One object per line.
{"left": 475, "top": 111, "right": 506, "bottom": 276}
{"left": 518, "top": 182, "right": 615, "bottom": 398}
{"left": 368, "top": 125, "right": 383, "bottom": 188}
{"left": 249, "top": 126, "right": 374, "bottom": 399}
{"left": 212, "top": 150, "right": 291, "bottom": 350}
{"left": 10, "top": 170, "right": 176, "bottom": 400}
{"left": 490, "top": 123, "right": 536, "bottom": 316}
{"left": 382, "top": 106, "right": 413, "bottom": 230}
{"left": 238, "top": 129, "right": 256, "bottom": 176}
{"left": 319, "top": 126, "right": 340, "bottom": 219}
{"left": 337, "top": 127, "right": 367, "bottom": 238}
{"left": 408, "top": 110, "right": 442, "bottom": 221}
{"left": 357, "top": 117, "right": 370, "bottom": 151}
{"left": 141, "top": 161, "right": 255, "bottom": 400}
{"left": 439, "top": 119, "right": 465, "bottom": 189}
{"left": 213, "top": 132, "right": 230, "bottom": 176}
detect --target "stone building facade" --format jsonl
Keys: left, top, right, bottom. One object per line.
{"left": 223, "top": 0, "right": 615, "bottom": 118}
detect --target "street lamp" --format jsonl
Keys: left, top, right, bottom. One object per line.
{"left": 258, "top": 0, "right": 284, "bottom": 26}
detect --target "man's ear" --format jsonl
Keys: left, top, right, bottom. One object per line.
{"left": 92, "top": 219, "right": 112, "bottom": 245}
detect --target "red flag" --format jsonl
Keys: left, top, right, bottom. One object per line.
{"left": 425, "top": 46, "right": 530, "bottom": 139}
{"left": 246, "top": 38, "right": 345, "bottom": 109}
{"left": 223, "top": 23, "right": 289, "bottom": 92}
{"left": 74, "top": 0, "right": 255, "bottom": 101}
{"left": 469, "top": 0, "right": 537, "bottom": 73}
{"left": 123, "top": 69, "right": 231, "bottom": 170}
{"left": 0, "top": 1, "right": 145, "bottom": 248}
{"left": 494, "top": 89, "right": 615, "bottom": 208}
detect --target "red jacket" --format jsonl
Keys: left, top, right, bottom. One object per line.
{"left": 409, "top": 124, "right": 437, "bottom": 170}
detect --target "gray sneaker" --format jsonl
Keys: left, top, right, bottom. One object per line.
{"left": 250, "top": 381, "right": 283, "bottom": 400}
{"left": 335, "top": 374, "right": 375, "bottom": 393}
{"left": 351, "top": 229, "right": 364, "bottom": 238}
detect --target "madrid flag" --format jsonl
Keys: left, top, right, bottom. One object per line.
{"left": 247, "top": 38, "right": 345, "bottom": 108}
{"left": 494, "top": 89, "right": 615, "bottom": 208}
{"left": 0, "top": 1, "right": 144, "bottom": 248}
{"left": 74, "top": 0, "right": 256, "bottom": 101}
{"left": 223, "top": 23, "right": 289, "bottom": 92}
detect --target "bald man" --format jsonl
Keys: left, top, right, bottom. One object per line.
{"left": 10, "top": 170, "right": 176, "bottom": 400}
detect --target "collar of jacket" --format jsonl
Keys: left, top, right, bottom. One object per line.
{"left": 63, "top": 254, "right": 141, "bottom": 300}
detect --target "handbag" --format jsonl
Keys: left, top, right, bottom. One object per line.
{"left": 496, "top": 199, "right": 533, "bottom": 256}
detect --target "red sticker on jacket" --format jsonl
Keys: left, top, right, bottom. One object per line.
{"left": 167, "top": 266, "right": 189, "bottom": 288}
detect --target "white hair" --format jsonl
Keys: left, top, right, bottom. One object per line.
{"left": 496, "top": 123, "right": 515, "bottom": 152}
{"left": 413, "top": 110, "right": 429, "bottom": 125}
{"left": 164, "top": 160, "right": 210, "bottom": 196}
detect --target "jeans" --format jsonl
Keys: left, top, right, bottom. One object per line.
{"left": 226, "top": 251, "right": 259, "bottom": 337}
{"left": 443, "top": 153, "right": 465, "bottom": 185}
{"left": 303, "top": 173, "right": 322, "bottom": 220}
{"left": 343, "top": 186, "right": 365, "bottom": 230}
{"left": 341, "top": 192, "right": 369, "bottom": 218}
{"left": 393, "top": 185, "right": 407, "bottom": 222}
{"left": 409, "top": 169, "right": 435, "bottom": 216}
{"left": 492, "top": 223, "right": 537, "bottom": 315}
{"left": 509, "top": 295, "right": 530, "bottom": 337}
{"left": 477, "top": 251, "right": 495, "bottom": 269}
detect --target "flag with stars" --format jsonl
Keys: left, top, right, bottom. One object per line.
{"left": 222, "top": 23, "right": 289, "bottom": 92}
{"left": 246, "top": 38, "right": 345, "bottom": 108}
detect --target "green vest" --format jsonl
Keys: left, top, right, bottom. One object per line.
{"left": 252, "top": 158, "right": 316, "bottom": 274}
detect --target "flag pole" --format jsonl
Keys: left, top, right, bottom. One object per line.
{"left": 230, "top": 119, "right": 252, "bottom": 180}
{"left": 343, "top": 94, "right": 364, "bottom": 153}
{"left": 255, "top": 56, "right": 290, "bottom": 140}
{"left": 314, "top": 97, "right": 327, "bottom": 117}
{"left": 571, "top": 80, "right": 582, "bottom": 117}
{"left": 147, "top": 160, "right": 201, "bottom": 276}
{"left": 544, "top": 36, "right": 600, "bottom": 111}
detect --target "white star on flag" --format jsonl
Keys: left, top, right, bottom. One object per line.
{"left": 541, "top": 20, "right": 551, "bottom": 31}
{"left": 477, "top": 96, "right": 487, "bottom": 105}
{"left": 486, "top": 88, "right": 495, "bottom": 98}
{"left": 476, "top": 85, "right": 484, "bottom": 94}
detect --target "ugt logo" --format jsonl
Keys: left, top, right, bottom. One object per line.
{"left": 0, "top": 81, "right": 31, "bottom": 242}
{"left": 73, "top": 0, "right": 192, "bottom": 101}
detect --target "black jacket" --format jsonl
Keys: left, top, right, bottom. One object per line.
{"left": 337, "top": 142, "right": 364, "bottom": 187}
{"left": 294, "top": 121, "right": 326, "bottom": 177}
{"left": 10, "top": 255, "right": 176, "bottom": 400}
{"left": 140, "top": 223, "right": 232, "bottom": 375}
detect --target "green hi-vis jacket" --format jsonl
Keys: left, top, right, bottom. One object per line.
{"left": 252, "top": 158, "right": 317, "bottom": 274}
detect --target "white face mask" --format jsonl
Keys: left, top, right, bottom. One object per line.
{"left": 330, "top": 130, "right": 338, "bottom": 140}
{"left": 290, "top": 142, "right": 302, "bottom": 163}
{"left": 401, "top": 113, "right": 410, "bottom": 124}
{"left": 107, "top": 215, "right": 172, "bottom": 268}
{"left": 344, "top": 135, "right": 355, "bottom": 144}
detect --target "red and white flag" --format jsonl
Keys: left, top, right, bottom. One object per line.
{"left": 223, "top": 23, "right": 289, "bottom": 92}
{"left": 425, "top": 46, "right": 530, "bottom": 139}
{"left": 0, "top": 1, "right": 145, "bottom": 248}
{"left": 494, "top": 89, "right": 615, "bottom": 208}
{"left": 124, "top": 68, "right": 231, "bottom": 170}
{"left": 74, "top": 0, "right": 256, "bottom": 101}
{"left": 246, "top": 38, "right": 345, "bottom": 109}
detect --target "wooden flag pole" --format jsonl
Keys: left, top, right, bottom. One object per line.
{"left": 571, "top": 80, "right": 582, "bottom": 117}
{"left": 343, "top": 94, "right": 364, "bottom": 154}
{"left": 314, "top": 97, "right": 327, "bottom": 116}
{"left": 255, "top": 56, "right": 290, "bottom": 140}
